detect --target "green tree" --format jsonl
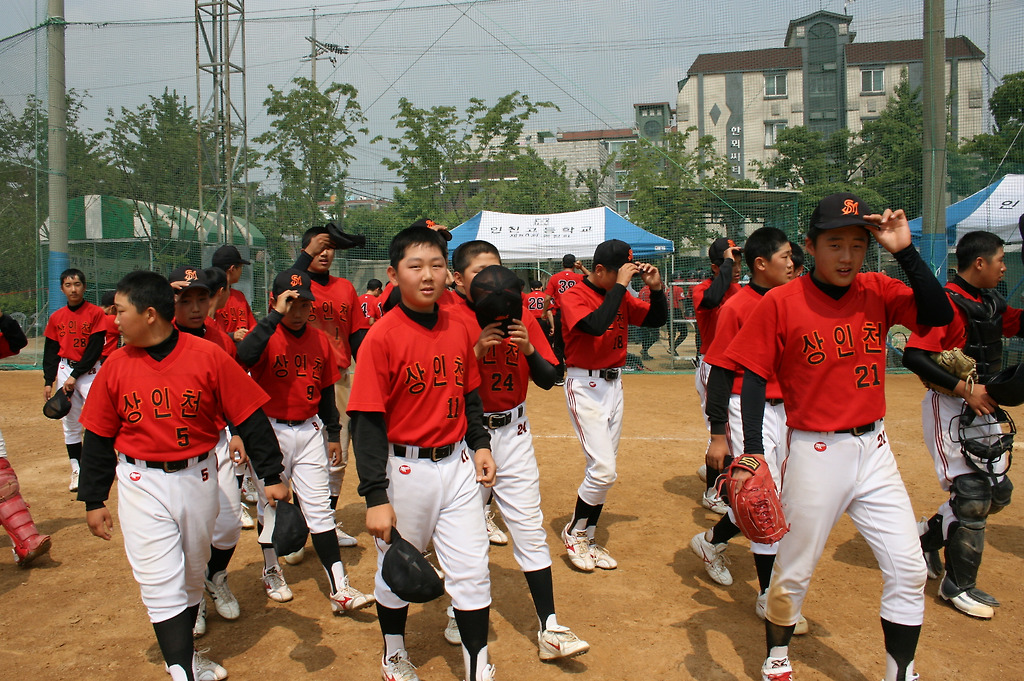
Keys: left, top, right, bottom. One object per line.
{"left": 750, "top": 126, "right": 859, "bottom": 189}
{"left": 959, "top": 70, "right": 1024, "bottom": 186}
{"left": 472, "top": 150, "right": 582, "bottom": 215}
{"left": 575, "top": 154, "right": 617, "bottom": 208}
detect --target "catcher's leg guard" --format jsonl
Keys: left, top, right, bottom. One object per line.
{"left": 0, "top": 458, "right": 52, "bottom": 567}
{"left": 989, "top": 476, "right": 1013, "bottom": 515}
{"left": 943, "top": 474, "right": 991, "bottom": 592}
{"left": 919, "top": 513, "right": 945, "bottom": 553}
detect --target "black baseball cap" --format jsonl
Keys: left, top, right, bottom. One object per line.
{"left": 561, "top": 254, "right": 577, "bottom": 268}
{"left": 211, "top": 244, "right": 251, "bottom": 268}
{"left": 810, "top": 192, "right": 874, "bottom": 232}
{"left": 708, "top": 237, "right": 740, "bottom": 265}
{"left": 593, "top": 239, "right": 633, "bottom": 270}
{"left": 168, "top": 265, "right": 211, "bottom": 292}
{"left": 381, "top": 527, "right": 445, "bottom": 603}
{"left": 272, "top": 269, "right": 315, "bottom": 301}
{"left": 469, "top": 265, "right": 523, "bottom": 332}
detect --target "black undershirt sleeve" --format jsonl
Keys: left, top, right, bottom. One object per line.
{"left": 893, "top": 245, "right": 954, "bottom": 327}
{"left": 235, "top": 310, "right": 282, "bottom": 366}
{"left": 349, "top": 327, "right": 368, "bottom": 360}
{"left": 641, "top": 288, "right": 668, "bottom": 327}
{"left": 351, "top": 411, "right": 390, "bottom": 508}
{"left": 318, "top": 385, "right": 341, "bottom": 442}
{"left": 525, "top": 349, "right": 558, "bottom": 390}
{"left": 293, "top": 250, "right": 314, "bottom": 273}
{"left": 78, "top": 430, "right": 118, "bottom": 511}
{"left": 463, "top": 389, "right": 491, "bottom": 452}
{"left": 70, "top": 332, "right": 106, "bottom": 378}
{"left": 699, "top": 259, "right": 735, "bottom": 309}
{"left": 0, "top": 314, "right": 28, "bottom": 354}
{"left": 705, "top": 365, "right": 735, "bottom": 436}
{"left": 574, "top": 284, "right": 627, "bottom": 335}
{"left": 43, "top": 338, "right": 60, "bottom": 384}
{"left": 740, "top": 369, "right": 768, "bottom": 455}
{"left": 902, "top": 347, "right": 960, "bottom": 393}
{"left": 235, "top": 407, "right": 283, "bottom": 485}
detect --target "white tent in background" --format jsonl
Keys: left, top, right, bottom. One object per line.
{"left": 909, "top": 174, "right": 1024, "bottom": 246}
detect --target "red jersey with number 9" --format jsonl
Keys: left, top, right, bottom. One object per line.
{"left": 307, "top": 276, "right": 369, "bottom": 369}
{"left": 247, "top": 324, "right": 341, "bottom": 422}
{"left": 560, "top": 282, "right": 651, "bottom": 369}
{"left": 79, "top": 333, "right": 269, "bottom": 461}
{"left": 725, "top": 273, "right": 920, "bottom": 432}
{"left": 44, "top": 302, "right": 107, "bottom": 361}
{"left": 348, "top": 306, "right": 480, "bottom": 447}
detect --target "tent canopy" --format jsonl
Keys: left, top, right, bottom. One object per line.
{"left": 909, "top": 174, "right": 1024, "bottom": 246}
{"left": 448, "top": 207, "right": 674, "bottom": 261}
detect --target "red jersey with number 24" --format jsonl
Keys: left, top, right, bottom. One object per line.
{"left": 726, "top": 273, "right": 920, "bottom": 432}
{"left": 348, "top": 306, "right": 480, "bottom": 447}
{"left": 44, "top": 302, "right": 107, "bottom": 361}
{"left": 704, "top": 285, "right": 783, "bottom": 399}
{"left": 79, "top": 332, "right": 269, "bottom": 461}
{"left": 560, "top": 282, "right": 651, "bottom": 369}
{"left": 247, "top": 324, "right": 341, "bottom": 422}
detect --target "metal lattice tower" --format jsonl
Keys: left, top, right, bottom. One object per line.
{"left": 195, "top": 0, "right": 249, "bottom": 242}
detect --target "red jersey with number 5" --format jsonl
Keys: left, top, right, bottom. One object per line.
{"left": 247, "top": 324, "right": 341, "bottom": 422}
{"left": 560, "top": 282, "right": 651, "bottom": 369}
{"left": 308, "top": 276, "right": 369, "bottom": 369}
{"left": 79, "top": 332, "right": 269, "bottom": 461}
{"left": 348, "top": 306, "right": 480, "bottom": 447}
{"left": 44, "top": 302, "right": 107, "bottom": 361}
{"left": 215, "top": 289, "right": 257, "bottom": 336}
{"left": 725, "top": 273, "right": 920, "bottom": 432}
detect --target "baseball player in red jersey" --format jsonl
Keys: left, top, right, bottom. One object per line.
{"left": 442, "top": 241, "right": 590, "bottom": 661}
{"left": 211, "top": 245, "right": 257, "bottom": 341}
{"left": 349, "top": 225, "right": 497, "bottom": 681}
{"left": 292, "top": 226, "right": 372, "bottom": 548}
{"left": 0, "top": 310, "right": 52, "bottom": 567}
{"left": 359, "top": 279, "right": 384, "bottom": 325}
{"left": 525, "top": 279, "right": 552, "bottom": 336}
{"left": 77, "top": 270, "right": 289, "bottom": 681}
{"left": 543, "top": 254, "right": 589, "bottom": 379}
{"left": 100, "top": 291, "right": 121, "bottom": 359}
{"left": 725, "top": 193, "right": 954, "bottom": 681}
{"left": 236, "top": 269, "right": 374, "bottom": 614}
{"left": 692, "top": 239, "right": 743, "bottom": 514}
{"left": 559, "top": 239, "right": 666, "bottom": 571}
{"left": 42, "top": 268, "right": 109, "bottom": 493}
{"left": 902, "top": 230, "right": 1021, "bottom": 620}
{"left": 689, "top": 228, "right": 808, "bottom": 633}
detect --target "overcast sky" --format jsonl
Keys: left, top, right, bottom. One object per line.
{"left": 1, "top": 0, "right": 1021, "bottom": 199}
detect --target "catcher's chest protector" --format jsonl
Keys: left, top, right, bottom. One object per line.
{"left": 949, "top": 289, "right": 1007, "bottom": 376}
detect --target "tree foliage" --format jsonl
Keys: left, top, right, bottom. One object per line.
{"left": 959, "top": 70, "right": 1024, "bottom": 184}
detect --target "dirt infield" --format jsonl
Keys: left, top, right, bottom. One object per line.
{"left": 0, "top": 369, "right": 1021, "bottom": 680}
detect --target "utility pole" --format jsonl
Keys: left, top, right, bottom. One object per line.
{"left": 46, "top": 0, "right": 67, "bottom": 314}
{"left": 921, "top": 0, "right": 947, "bottom": 282}
{"left": 303, "top": 8, "right": 349, "bottom": 84}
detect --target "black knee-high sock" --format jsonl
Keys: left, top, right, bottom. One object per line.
{"left": 454, "top": 606, "right": 489, "bottom": 680}
{"left": 709, "top": 515, "right": 741, "bottom": 545}
{"left": 329, "top": 495, "right": 339, "bottom": 511}
{"left": 66, "top": 442, "right": 82, "bottom": 462}
{"left": 570, "top": 497, "right": 597, "bottom": 533}
{"left": 586, "top": 503, "right": 603, "bottom": 530}
{"left": 765, "top": 620, "right": 795, "bottom": 655}
{"left": 920, "top": 513, "right": 945, "bottom": 551}
{"left": 753, "top": 553, "right": 775, "bottom": 593}
{"left": 311, "top": 529, "right": 341, "bottom": 573}
{"left": 153, "top": 606, "right": 198, "bottom": 680}
{"left": 706, "top": 466, "right": 720, "bottom": 492}
{"left": 524, "top": 567, "right": 556, "bottom": 627}
{"left": 881, "top": 618, "right": 920, "bottom": 681}
{"left": 207, "top": 545, "right": 235, "bottom": 578}
{"left": 235, "top": 474, "right": 244, "bottom": 490}
{"left": 378, "top": 602, "right": 408, "bottom": 635}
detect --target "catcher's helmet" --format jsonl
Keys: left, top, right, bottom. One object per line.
{"left": 955, "top": 404, "right": 1015, "bottom": 479}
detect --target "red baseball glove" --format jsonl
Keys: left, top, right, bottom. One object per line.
{"left": 717, "top": 454, "right": 789, "bottom": 544}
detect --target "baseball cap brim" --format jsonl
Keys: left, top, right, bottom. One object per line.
{"left": 814, "top": 214, "right": 874, "bottom": 232}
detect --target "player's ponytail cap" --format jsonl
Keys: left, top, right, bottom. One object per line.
{"left": 272, "top": 269, "right": 316, "bottom": 302}
{"left": 168, "top": 265, "right": 211, "bottom": 292}
{"left": 810, "top": 192, "right": 874, "bottom": 232}
{"left": 211, "top": 244, "right": 251, "bottom": 268}
{"left": 593, "top": 239, "right": 634, "bottom": 270}
{"left": 43, "top": 389, "right": 73, "bottom": 420}
{"left": 470, "top": 265, "right": 524, "bottom": 330}
{"left": 258, "top": 499, "right": 309, "bottom": 556}
{"left": 381, "top": 527, "right": 445, "bottom": 603}
{"left": 708, "top": 237, "right": 740, "bottom": 264}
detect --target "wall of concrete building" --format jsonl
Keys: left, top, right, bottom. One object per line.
{"left": 521, "top": 136, "right": 617, "bottom": 209}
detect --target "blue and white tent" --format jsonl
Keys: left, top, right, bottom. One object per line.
{"left": 448, "top": 207, "right": 675, "bottom": 261}
{"left": 909, "top": 174, "right": 1024, "bottom": 246}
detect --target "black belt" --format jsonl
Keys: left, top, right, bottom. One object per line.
{"left": 582, "top": 368, "right": 620, "bottom": 381}
{"left": 123, "top": 453, "right": 209, "bottom": 472}
{"left": 766, "top": 398, "right": 784, "bottom": 406}
{"left": 275, "top": 418, "right": 309, "bottom": 427}
{"left": 838, "top": 421, "right": 876, "bottom": 436}
{"left": 393, "top": 444, "right": 455, "bottom": 461}
{"left": 483, "top": 405, "right": 525, "bottom": 429}
{"left": 65, "top": 358, "right": 101, "bottom": 369}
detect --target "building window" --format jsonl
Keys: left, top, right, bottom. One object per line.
{"left": 861, "top": 69, "right": 884, "bottom": 94}
{"left": 764, "top": 122, "right": 787, "bottom": 148}
{"left": 614, "top": 170, "right": 629, "bottom": 191}
{"left": 765, "top": 73, "right": 787, "bottom": 98}
{"left": 606, "top": 139, "right": 635, "bottom": 155}
{"left": 615, "top": 199, "right": 634, "bottom": 216}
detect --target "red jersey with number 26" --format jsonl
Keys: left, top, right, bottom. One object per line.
{"left": 248, "top": 324, "right": 341, "bottom": 422}
{"left": 560, "top": 282, "right": 651, "bottom": 369}
{"left": 704, "top": 285, "right": 783, "bottom": 399}
{"left": 525, "top": 291, "right": 546, "bottom": 320}
{"left": 348, "top": 306, "right": 480, "bottom": 447}
{"left": 215, "top": 289, "right": 257, "bottom": 336}
{"left": 308, "top": 277, "right": 370, "bottom": 369}
{"left": 44, "top": 302, "right": 107, "bottom": 361}
{"left": 79, "top": 333, "right": 269, "bottom": 461}
{"left": 726, "top": 273, "right": 920, "bottom": 432}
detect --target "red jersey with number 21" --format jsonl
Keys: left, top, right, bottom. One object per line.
{"left": 726, "top": 273, "right": 920, "bottom": 432}
{"left": 560, "top": 282, "right": 651, "bottom": 369}
{"left": 79, "top": 333, "right": 269, "bottom": 461}
{"left": 348, "top": 306, "right": 480, "bottom": 448}
{"left": 247, "top": 324, "right": 341, "bottom": 422}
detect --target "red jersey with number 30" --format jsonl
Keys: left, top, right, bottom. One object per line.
{"left": 44, "top": 302, "right": 107, "bottom": 361}
{"left": 248, "top": 324, "right": 341, "bottom": 422}
{"left": 215, "top": 289, "right": 257, "bottom": 336}
{"left": 525, "top": 291, "right": 546, "bottom": 320}
{"left": 906, "top": 280, "right": 1023, "bottom": 353}
{"left": 704, "top": 286, "right": 783, "bottom": 399}
{"left": 726, "top": 273, "right": 921, "bottom": 432}
{"left": 560, "top": 282, "right": 651, "bottom": 369}
{"left": 79, "top": 333, "right": 269, "bottom": 461}
{"left": 544, "top": 271, "right": 583, "bottom": 312}
{"left": 692, "top": 279, "right": 741, "bottom": 354}
{"left": 308, "top": 276, "right": 369, "bottom": 369}
{"left": 348, "top": 306, "right": 480, "bottom": 447}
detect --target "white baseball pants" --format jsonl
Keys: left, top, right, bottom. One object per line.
{"left": 564, "top": 368, "right": 623, "bottom": 506}
{"left": 57, "top": 358, "right": 98, "bottom": 444}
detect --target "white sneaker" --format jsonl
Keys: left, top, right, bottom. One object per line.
{"left": 697, "top": 464, "right": 707, "bottom": 483}
{"left": 761, "top": 655, "right": 792, "bottom": 681}
{"left": 69, "top": 469, "right": 79, "bottom": 493}
{"left": 205, "top": 570, "right": 240, "bottom": 620}
{"left": 755, "top": 590, "right": 808, "bottom": 635}
{"left": 561, "top": 524, "right": 595, "bottom": 572}
{"left": 478, "top": 663, "right": 496, "bottom": 681}
{"left": 283, "top": 546, "right": 305, "bottom": 565}
{"left": 538, "top": 624, "right": 590, "bottom": 661}
{"left": 262, "top": 565, "right": 293, "bottom": 603}
{"left": 242, "top": 476, "right": 258, "bottom": 504}
{"left": 485, "top": 511, "right": 509, "bottom": 546}
{"left": 336, "top": 522, "right": 358, "bottom": 547}
{"left": 193, "top": 649, "right": 228, "bottom": 681}
{"left": 239, "top": 506, "right": 254, "bottom": 529}
{"left": 444, "top": 605, "right": 461, "bottom": 645}
{"left": 689, "top": 531, "right": 732, "bottom": 586}
{"left": 192, "top": 598, "right": 207, "bottom": 639}
{"left": 701, "top": 489, "right": 729, "bottom": 515}
{"left": 590, "top": 543, "right": 617, "bottom": 570}
{"left": 939, "top": 573, "right": 994, "bottom": 619}
{"left": 381, "top": 649, "right": 419, "bottom": 681}
{"left": 330, "top": 578, "right": 375, "bottom": 613}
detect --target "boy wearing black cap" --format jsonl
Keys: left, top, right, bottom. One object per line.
{"left": 724, "top": 193, "right": 953, "bottom": 681}
{"left": 211, "top": 244, "right": 256, "bottom": 341}
{"left": 235, "top": 269, "right": 374, "bottom": 615}
{"left": 543, "top": 254, "right": 590, "bottom": 380}
{"left": 559, "top": 239, "right": 666, "bottom": 571}
{"left": 359, "top": 279, "right": 384, "bottom": 326}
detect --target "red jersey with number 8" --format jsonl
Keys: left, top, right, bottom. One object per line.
{"left": 560, "top": 282, "right": 651, "bottom": 369}
{"left": 247, "top": 324, "right": 341, "bottom": 422}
